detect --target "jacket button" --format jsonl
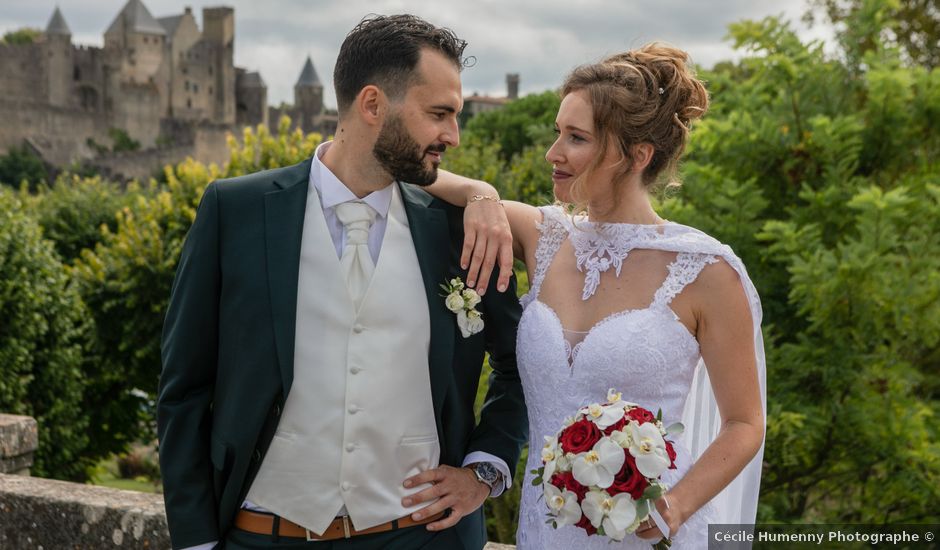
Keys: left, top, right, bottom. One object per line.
{"left": 353, "top": 324, "right": 364, "bottom": 333}
{"left": 253, "top": 449, "right": 262, "bottom": 462}
{"left": 273, "top": 404, "right": 281, "bottom": 417}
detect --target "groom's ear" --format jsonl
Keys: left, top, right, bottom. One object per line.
{"left": 356, "top": 85, "right": 387, "bottom": 127}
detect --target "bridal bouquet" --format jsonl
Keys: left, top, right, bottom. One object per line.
{"left": 531, "top": 388, "right": 681, "bottom": 546}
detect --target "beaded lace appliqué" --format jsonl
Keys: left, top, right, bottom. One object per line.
{"left": 569, "top": 220, "right": 669, "bottom": 300}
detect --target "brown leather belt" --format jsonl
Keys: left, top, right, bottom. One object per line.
{"left": 234, "top": 509, "right": 447, "bottom": 541}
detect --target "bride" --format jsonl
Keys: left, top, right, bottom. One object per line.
{"left": 428, "top": 43, "right": 766, "bottom": 548}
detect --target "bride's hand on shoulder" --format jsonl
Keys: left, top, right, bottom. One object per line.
{"left": 634, "top": 494, "right": 685, "bottom": 542}
{"left": 461, "top": 190, "right": 513, "bottom": 295}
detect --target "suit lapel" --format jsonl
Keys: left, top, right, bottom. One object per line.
{"left": 398, "top": 182, "right": 455, "bottom": 427}
{"left": 264, "top": 158, "right": 312, "bottom": 397}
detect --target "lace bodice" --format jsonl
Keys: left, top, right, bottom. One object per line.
{"left": 516, "top": 206, "right": 719, "bottom": 549}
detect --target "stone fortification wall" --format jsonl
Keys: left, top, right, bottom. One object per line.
{"left": 0, "top": 99, "right": 106, "bottom": 166}
{"left": 93, "top": 122, "right": 232, "bottom": 181}
{"left": 0, "top": 43, "right": 46, "bottom": 102}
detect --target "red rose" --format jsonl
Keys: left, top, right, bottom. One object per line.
{"left": 608, "top": 453, "right": 649, "bottom": 500}
{"left": 602, "top": 415, "right": 627, "bottom": 435}
{"left": 626, "top": 407, "right": 656, "bottom": 424}
{"left": 559, "top": 419, "right": 602, "bottom": 454}
{"left": 575, "top": 513, "right": 598, "bottom": 536}
{"left": 666, "top": 441, "right": 677, "bottom": 470}
{"left": 550, "top": 471, "right": 588, "bottom": 501}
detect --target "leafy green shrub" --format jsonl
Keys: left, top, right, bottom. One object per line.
{"left": 0, "top": 188, "right": 89, "bottom": 480}
{"left": 21, "top": 174, "right": 139, "bottom": 262}
{"left": 0, "top": 145, "right": 47, "bottom": 190}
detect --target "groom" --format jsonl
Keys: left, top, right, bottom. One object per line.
{"left": 157, "top": 14, "right": 527, "bottom": 550}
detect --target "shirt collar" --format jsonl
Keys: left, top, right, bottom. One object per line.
{"left": 310, "top": 141, "right": 392, "bottom": 218}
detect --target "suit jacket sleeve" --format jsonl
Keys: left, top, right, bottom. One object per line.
{"left": 464, "top": 267, "right": 528, "bottom": 473}
{"left": 157, "top": 182, "right": 222, "bottom": 548}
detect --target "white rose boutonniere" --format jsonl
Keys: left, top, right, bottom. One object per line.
{"left": 441, "top": 277, "right": 483, "bottom": 338}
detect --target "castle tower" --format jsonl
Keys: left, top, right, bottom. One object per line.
{"left": 104, "top": 0, "right": 167, "bottom": 84}
{"left": 506, "top": 73, "right": 520, "bottom": 100}
{"left": 44, "top": 7, "right": 73, "bottom": 107}
{"left": 203, "top": 6, "right": 235, "bottom": 124}
{"left": 294, "top": 55, "right": 324, "bottom": 133}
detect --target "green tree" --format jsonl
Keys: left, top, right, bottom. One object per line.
{"left": 807, "top": 0, "right": 940, "bottom": 68}
{"left": 1, "top": 27, "right": 41, "bottom": 45}
{"left": 0, "top": 189, "right": 90, "bottom": 480}
{"left": 464, "top": 91, "right": 560, "bottom": 161}
{"left": 0, "top": 145, "right": 47, "bottom": 190}
{"left": 22, "top": 174, "right": 137, "bottom": 262}
{"left": 108, "top": 128, "right": 141, "bottom": 153}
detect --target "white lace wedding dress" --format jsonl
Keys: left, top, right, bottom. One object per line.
{"left": 514, "top": 206, "right": 766, "bottom": 550}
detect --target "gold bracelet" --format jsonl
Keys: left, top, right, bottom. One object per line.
{"left": 468, "top": 194, "right": 503, "bottom": 205}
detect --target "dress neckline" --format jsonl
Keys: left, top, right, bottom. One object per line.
{"left": 567, "top": 220, "right": 674, "bottom": 300}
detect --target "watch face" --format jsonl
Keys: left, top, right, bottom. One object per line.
{"left": 474, "top": 462, "right": 499, "bottom": 485}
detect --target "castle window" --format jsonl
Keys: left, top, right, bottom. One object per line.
{"left": 187, "top": 98, "right": 192, "bottom": 108}
{"left": 74, "top": 66, "right": 81, "bottom": 81}
{"left": 182, "top": 67, "right": 188, "bottom": 75}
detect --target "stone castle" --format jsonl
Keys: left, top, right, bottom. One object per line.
{"left": 0, "top": 0, "right": 334, "bottom": 180}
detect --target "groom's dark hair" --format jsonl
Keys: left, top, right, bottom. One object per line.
{"left": 334, "top": 14, "right": 468, "bottom": 116}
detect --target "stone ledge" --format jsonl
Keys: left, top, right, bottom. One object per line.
{"left": 0, "top": 473, "right": 169, "bottom": 548}
{"left": 0, "top": 474, "right": 516, "bottom": 549}
{"left": 0, "top": 414, "right": 38, "bottom": 475}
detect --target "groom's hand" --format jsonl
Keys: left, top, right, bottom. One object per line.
{"left": 401, "top": 465, "right": 490, "bottom": 531}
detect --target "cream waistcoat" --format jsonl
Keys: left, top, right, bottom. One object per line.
{"left": 246, "top": 182, "right": 438, "bottom": 534}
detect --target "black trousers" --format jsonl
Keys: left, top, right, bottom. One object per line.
{"left": 222, "top": 522, "right": 467, "bottom": 550}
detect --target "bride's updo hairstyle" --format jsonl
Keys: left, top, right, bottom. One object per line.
{"left": 561, "top": 43, "right": 708, "bottom": 208}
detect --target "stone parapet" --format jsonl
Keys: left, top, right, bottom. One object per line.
{"left": 0, "top": 414, "right": 38, "bottom": 475}
{"left": 0, "top": 473, "right": 517, "bottom": 548}
{"left": 0, "top": 473, "right": 169, "bottom": 548}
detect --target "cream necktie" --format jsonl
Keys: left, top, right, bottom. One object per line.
{"left": 334, "top": 201, "right": 376, "bottom": 309}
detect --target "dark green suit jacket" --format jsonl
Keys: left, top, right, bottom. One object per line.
{"left": 156, "top": 158, "right": 527, "bottom": 549}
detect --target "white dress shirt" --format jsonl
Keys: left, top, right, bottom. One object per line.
{"left": 180, "top": 142, "right": 510, "bottom": 550}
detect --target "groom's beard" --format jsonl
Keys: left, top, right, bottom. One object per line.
{"left": 372, "top": 114, "right": 444, "bottom": 186}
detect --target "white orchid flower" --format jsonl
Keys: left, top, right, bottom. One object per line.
{"left": 580, "top": 402, "right": 624, "bottom": 429}
{"left": 571, "top": 437, "right": 625, "bottom": 489}
{"left": 541, "top": 435, "right": 560, "bottom": 462}
{"left": 543, "top": 483, "right": 583, "bottom": 527}
{"left": 608, "top": 428, "right": 633, "bottom": 449}
{"left": 581, "top": 491, "right": 638, "bottom": 540}
{"left": 628, "top": 421, "right": 671, "bottom": 478}
{"left": 462, "top": 288, "right": 481, "bottom": 308}
{"left": 445, "top": 292, "right": 466, "bottom": 313}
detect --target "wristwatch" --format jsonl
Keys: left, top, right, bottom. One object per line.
{"left": 468, "top": 462, "right": 502, "bottom": 492}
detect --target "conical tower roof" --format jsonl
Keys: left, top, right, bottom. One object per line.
{"left": 296, "top": 56, "right": 322, "bottom": 87}
{"left": 46, "top": 7, "right": 71, "bottom": 36}
{"left": 105, "top": 0, "right": 166, "bottom": 36}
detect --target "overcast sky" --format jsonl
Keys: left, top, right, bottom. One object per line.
{"left": 2, "top": 0, "right": 834, "bottom": 108}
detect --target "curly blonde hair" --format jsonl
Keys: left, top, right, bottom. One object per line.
{"left": 559, "top": 43, "right": 709, "bottom": 215}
